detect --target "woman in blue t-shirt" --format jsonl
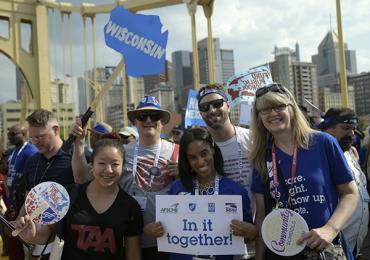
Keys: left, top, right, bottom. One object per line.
{"left": 249, "top": 83, "right": 358, "bottom": 260}
{"left": 164, "top": 128, "right": 257, "bottom": 260}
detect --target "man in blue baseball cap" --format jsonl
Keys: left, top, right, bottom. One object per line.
{"left": 123, "top": 95, "right": 179, "bottom": 259}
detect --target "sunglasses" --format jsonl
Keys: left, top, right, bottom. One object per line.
{"left": 198, "top": 99, "right": 225, "bottom": 112}
{"left": 255, "top": 83, "right": 287, "bottom": 98}
{"left": 136, "top": 112, "right": 162, "bottom": 122}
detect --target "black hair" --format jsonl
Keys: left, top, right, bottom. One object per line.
{"left": 178, "top": 128, "right": 224, "bottom": 191}
{"left": 91, "top": 139, "right": 125, "bottom": 164}
{"left": 324, "top": 107, "right": 355, "bottom": 118}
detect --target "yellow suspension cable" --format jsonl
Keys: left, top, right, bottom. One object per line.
{"left": 53, "top": 8, "right": 60, "bottom": 121}
{"left": 68, "top": 13, "right": 74, "bottom": 120}
{"left": 61, "top": 13, "right": 67, "bottom": 138}
{"left": 91, "top": 16, "right": 102, "bottom": 122}
{"left": 83, "top": 16, "right": 91, "bottom": 147}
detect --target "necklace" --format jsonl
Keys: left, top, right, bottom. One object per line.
{"left": 33, "top": 157, "right": 56, "bottom": 187}
{"left": 194, "top": 175, "right": 220, "bottom": 195}
{"left": 199, "top": 182, "right": 215, "bottom": 195}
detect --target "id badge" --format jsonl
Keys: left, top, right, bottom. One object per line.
{"left": 133, "top": 196, "right": 147, "bottom": 211}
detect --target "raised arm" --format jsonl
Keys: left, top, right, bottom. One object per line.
{"left": 71, "top": 117, "right": 92, "bottom": 184}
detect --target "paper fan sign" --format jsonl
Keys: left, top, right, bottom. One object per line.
{"left": 261, "top": 208, "right": 308, "bottom": 256}
{"left": 226, "top": 66, "right": 273, "bottom": 107}
{"left": 25, "top": 181, "right": 70, "bottom": 225}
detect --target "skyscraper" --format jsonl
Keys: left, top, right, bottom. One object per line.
{"left": 171, "top": 50, "right": 193, "bottom": 110}
{"left": 197, "top": 38, "right": 235, "bottom": 85}
{"left": 312, "top": 30, "right": 357, "bottom": 90}
{"left": 268, "top": 44, "right": 318, "bottom": 107}
{"left": 348, "top": 72, "right": 370, "bottom": 116}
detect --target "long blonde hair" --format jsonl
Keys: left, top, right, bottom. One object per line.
{"left": 249, "top": 87, "right": 317, "bottom": 181}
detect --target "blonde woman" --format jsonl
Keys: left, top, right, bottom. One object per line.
{"left": 249, "top": 83, "right": 357, "bottom": 260}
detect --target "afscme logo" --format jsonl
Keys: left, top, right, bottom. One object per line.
{"left": 225, "top": 203, "right": 237, "bottom": 213}
{"left": 160, "top": 203, "right": 179, "bottom": 214}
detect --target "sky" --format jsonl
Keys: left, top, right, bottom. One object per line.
{"left": 1, "top": 0, "right": 370, "bottom": 104}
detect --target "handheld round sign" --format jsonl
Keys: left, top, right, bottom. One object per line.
{"left": 25, "top": 181, "right": 70, "bottom": 225}
{"left": 261, "top": 208, "right": 308, "bottom": 256}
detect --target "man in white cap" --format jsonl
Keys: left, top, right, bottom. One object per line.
{"left": 118, "top": 126, "right": 138, "bottom": 145}
{"left": 71, "top": 95, "right": 179, "bottom": 260}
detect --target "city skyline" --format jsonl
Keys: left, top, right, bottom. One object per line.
{"left": 1, "top": 0, "right": 369, "bottom": 104}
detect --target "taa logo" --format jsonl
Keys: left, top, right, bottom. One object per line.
{"left": 160, "top": 203, "right": 179, "bottom": 214}
{"left": 225, "top": 203, "right": 237, "bottom": 213}
{"left": 208, "top": 203, "right": 215, "bottom": 213}
{"left": 188, "top": 203, "right": 197, "bottom": 212}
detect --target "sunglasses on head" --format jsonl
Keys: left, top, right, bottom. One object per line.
{"left": 198, "top": 99, "right": 225, "bottom": 112}
{"left": 255, "top": 83, "right": 287, "bottom": 98}
{"left": 136, "top": 112, "right": 162, "bottom": 122}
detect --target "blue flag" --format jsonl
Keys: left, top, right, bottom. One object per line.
{"left": 104, "top": 6, "right": 168, "bottom": 77}
{"left": 184, "top": 89, "right": 206, "bottom": 128}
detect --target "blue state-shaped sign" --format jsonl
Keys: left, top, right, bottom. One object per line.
{"left": 104, "top": 6, "right": 168, "bottom": 77}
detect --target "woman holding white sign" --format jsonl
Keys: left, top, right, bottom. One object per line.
{"left": 166, "top": 128, "right": 257, "bottom": 260}
{"left": 249, "top": 83, "right": 357, "bottom": 259}
{"left": 14, "top": 139, "right": 143, "bottom": 260}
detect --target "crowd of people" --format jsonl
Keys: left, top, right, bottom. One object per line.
{"left": 0, "top": 82, "right": 369, "bottom": 260}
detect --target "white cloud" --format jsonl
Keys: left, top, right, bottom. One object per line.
{"left": 1, "top": 0, "right": 369, "bottom": 102}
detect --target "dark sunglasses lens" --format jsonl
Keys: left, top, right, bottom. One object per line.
{"left": 212, "top": 99, "right": 224, "bottom": 109}
{"left": 137, "top": 113, "right": 161, "bottom": 121}
{"left": 198, "top": 103, "right": 210, "bottom": 112}
{"left": 198, "top": 99, "right": 224, "bottom": 112}
{"left": 150, "top": 113, "right": 161, "bottom": 121}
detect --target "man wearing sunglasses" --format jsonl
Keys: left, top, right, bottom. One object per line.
{"left": 197, "top": 84, "right": 255, "bottom": 259}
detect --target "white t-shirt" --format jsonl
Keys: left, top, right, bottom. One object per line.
{"left": 120, "top": 139, "right": 176, "bottom": 248}
{"left": 215, "top": 126, "right": 255, "bottom": 259}
{"left": 215, "top": 126, "right": 253, "bottom": 199}
{"left": 343, "top": 150, "right": 369, "bottom": 255}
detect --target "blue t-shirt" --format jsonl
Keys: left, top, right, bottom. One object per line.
{"left": 251, "top": 132, "right": 353, "bottom": 230}
{"left": 167, "top": 177, "right": 252, "bottom": 260}
{"left": 6, "top": 142, "right": 38, "bottom": 205}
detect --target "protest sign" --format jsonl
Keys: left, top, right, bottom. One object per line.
{"left": 239, "top": 103, "right": 252, "bottom": 126}
{"left": 104, "top": 6, "right": 168, "bottom": 77}
{"left": 156, "top": 195, "right": 245, "bottom": 255}
{"left": 226, "top": 66, "right": 273, "bottom": 107}
{"left": 184, "top": 89, "right": 206, "bottom": 128}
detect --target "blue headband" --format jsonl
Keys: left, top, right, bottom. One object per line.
{"left": 197, "top": 88, "right": 228, "bottom": 103}
{"left": 317, "top": 114, "right": 358, "bottom": 130}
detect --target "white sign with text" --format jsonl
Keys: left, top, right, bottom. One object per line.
{"left": 156, "top": 195, "right": 245, "bottom": 255}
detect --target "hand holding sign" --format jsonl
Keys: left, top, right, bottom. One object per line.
{"left": 12, "top": 182, "right": 70, "bottom": 237}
